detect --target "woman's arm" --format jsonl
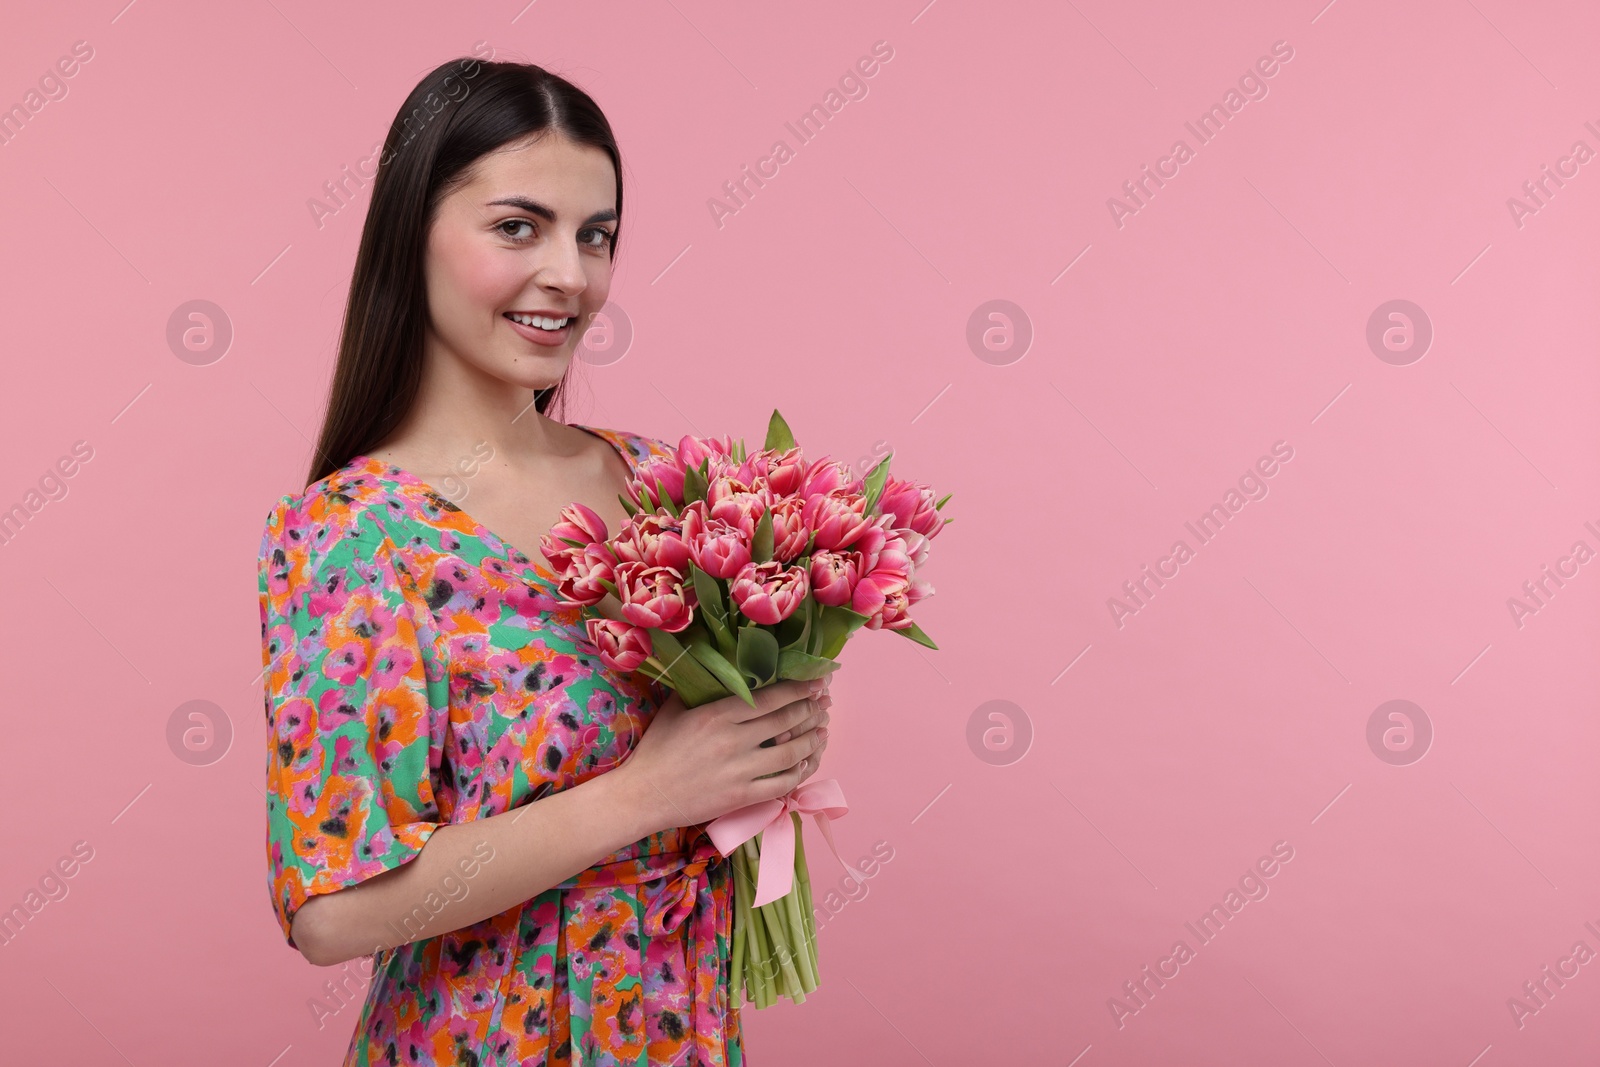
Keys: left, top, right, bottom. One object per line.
{"left": 292, "top": 679, "right": 829, "bottom": 968}
{"left": 293, "top": 765, "right": 657, "bottom": 967}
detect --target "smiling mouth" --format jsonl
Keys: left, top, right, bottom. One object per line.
{"left": 505, "top": 312, "right": 573, "bottom": 331}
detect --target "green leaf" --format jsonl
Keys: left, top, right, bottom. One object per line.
{"left": 751, "top": 508, "right": 774, "bottom": 563}
{"left": 655, "top": 477, "right": 679, "bottom": 518}
{"left": 736, "top": 624, "right": 781, "bottom": 688}
{"left": 687, "top": 634, "right": 755, "bottom": 705}
{"left": 764, "top": 409, "right": 796, "bottom": 453}
{"left": 777, "top": 648, "right": 839, "bottom": 680}
{"left": 689, "top": 565, "right": 737, "bottom": 657}
{"left": 619, "top": 492, "right": 639, "bottom": 518}
{"left": 771, "top": 590, "right": 809, "bottom": 650}
{"left": 889, "top": 620, "right": 939, "bottom": 650}
{"left": 683, "top": 462, "right": 708, "bottom": 505}
{"left": 934, "top": 491, "right": 953, "bottom": 510}
{"left": 699, "top": 607, "right": 736, "bottom": 662}
{"left": 861, "top": 452, "right": 892, "bottom": 514}
{"left": 689, "top": 564, "right": 727, "bottom": 624}
{"left": 815, "top": 604, "right": 871, "bottom": 660}
{"left": 647, "top": 626, "right": 729, "bottom": 707}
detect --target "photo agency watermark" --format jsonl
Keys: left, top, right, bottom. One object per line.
{"left": 1107, "top": 441, "right": 1295, "bottom": 629}
{"left": 0, "top": 40, "right": 95, "bottom": 149}
{"left": 1107, "top": 39, "right": 1296, "bottom": 229}
{"left": 1506, "top": 920, "right": 1600, "bottom": 1030}
{"left": 1505, "top": 120, "right": 1600, "bottom": 231}
{"left": 707, "top": 40, "right": 895, "bottom": 230}
{"left": 1505, "top": 519, "right": 1600, "bottom": 630}
{"left": 0, "top": 840, "right": 96, "bottom": 948}
{"left": 0, "top": 440, "right": 95, "bottom": 548}
{"left": 307, "top": 41, "right": 497, "bottom": 231}
{"left": 1107, "top": 840, "right": 1296, "bottom": 1029}
{"left": 306, "top": 839, "right": 497, "bottom": 1030}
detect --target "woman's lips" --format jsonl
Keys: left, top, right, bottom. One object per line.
{"left": 504, "top": 313, "right": 573, "bottom": 347}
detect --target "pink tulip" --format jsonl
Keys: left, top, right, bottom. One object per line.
{"left": 898, "top": 529, "right": 932, "bottom": 569}
{"left": 846, "top": 515, "right": 889, "bottom": 562}
{"left": 685, "top": 512, "right": 753, "bottom": 579}
{"left": 545, "top": 501, "right": 609, "bottom": 559}
{"left": 808, "top": 551, "right": 859, "bottom": 607}
{"left": 804, "top": 491, "right": 873, "bottom": 551}
{"left": 865, "top": 530, "right": 913, "bottom": 582}
{"left": 586, "top": 617, "right": 653, "bottom": 672}
{"left": 878, "top": 475, "right": 945, "bottom": 539}
{"left": 681, "top": 503, "right": 749, "bottom": 577}
{"left": 613, "top": 513, "right": 693, "bottom": 574}
{"left": 867, "top": 582, "right": 915, "bottom": 631}
{"left": 676, "top": 433, "right": 738, "bottom": 475}
{"left": 800, "top": 455, "right": 863, "bottom": 498}
{"left": 631, "top": 456, "right": 686, "bottom": 511}
{"left": 766, "top": 496, "right": 809, "bottom": 561}
{"left": 850, "top": 568, "right": 910, "bottom": 626}
{"left": 707, "top": 487, "right": 766, "bottom": 535}
{"left": 745, "top": 446, "right": 807, "bottom": 496}
{"left": 614, "top": 560, "right": 697, "bottom": 632}
{"left": 554, "top": 544, "right": 615, "bottom": 607}
{"left": 706, "top": 470, "right": 763, "bottom": 508}
{"left": 541, "top": 502, "right": 613, "bottom": 581}
{"left": 730, "top": 560, "right": 809, "bottom": 625}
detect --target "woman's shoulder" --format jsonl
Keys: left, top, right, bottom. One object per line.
{"left": 258, "top": 456, "right": 412, "bottom": 568}
{"left": 576, "top": 424, "right": 678, "bottom": 467}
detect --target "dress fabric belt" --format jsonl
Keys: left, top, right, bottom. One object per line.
{"left": 540, "top": 825, "right": 733, "bottom": 1066}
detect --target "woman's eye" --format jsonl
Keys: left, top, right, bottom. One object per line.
{"left": 581, "top": 227, "right": 615, "bottom": 250}
{"left": 498, "top": 219, "right": 535, "bottom": 241}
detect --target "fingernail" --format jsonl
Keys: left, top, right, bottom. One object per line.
{"left": 807, "top": 677, "right": 826, "bottom": 693}
{"left": 818, "top": 693, "right": 833, "bottom": 709}
{"left": 817, "top": 726, "right": 829, "bottom": 741}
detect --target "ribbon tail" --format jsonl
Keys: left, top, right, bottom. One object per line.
{"left": 752, "top": 808, "right": 797, "bottom": 907}
{"left": 809, "top": 811, "right": 864, "bottom": 887}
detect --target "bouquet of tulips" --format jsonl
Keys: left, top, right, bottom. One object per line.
{"left": 538, "top": 409, "right": 950, "bottom": 1008}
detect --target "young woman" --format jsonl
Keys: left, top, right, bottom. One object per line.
{"left": 257, "top": 57, "right": 832, "bottom": 1066}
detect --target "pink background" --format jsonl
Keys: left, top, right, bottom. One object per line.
{"left": 2, "top": 0, "right": 1597, "bottom": 1063}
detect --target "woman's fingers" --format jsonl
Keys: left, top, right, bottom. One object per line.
{"left": 760, "top": 718, "right": 830, "bottom": 779}
{"left": 797, "top": 729, "right": 828, "bottom": 783}
{"left": 762, "top": 702, "right": 830, "bottom": 747}
{"left": 756, "top": 691, "right": 830, "bottom": 748}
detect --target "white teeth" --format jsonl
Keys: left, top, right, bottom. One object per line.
{"left": 508, "top": 312, "right": 570, "bottom": 330}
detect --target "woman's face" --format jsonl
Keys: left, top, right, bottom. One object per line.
{"left": 422, "top": 131, "right": 618, "bottom": 393}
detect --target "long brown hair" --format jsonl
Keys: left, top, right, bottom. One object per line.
{"left": 306, "top": 57, "right": 624, "bottom": 486}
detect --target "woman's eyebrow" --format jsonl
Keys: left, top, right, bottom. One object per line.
{"left": 486, "top": 196, "right": 617, "bottom": 225}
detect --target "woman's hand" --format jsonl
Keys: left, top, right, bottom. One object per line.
{"left": 615, "top": 672, "right": 834, "bottom": 834}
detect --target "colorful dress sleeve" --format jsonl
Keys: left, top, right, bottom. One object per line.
{"left": 258, "top": 492, "right": 444, "bottom": 951}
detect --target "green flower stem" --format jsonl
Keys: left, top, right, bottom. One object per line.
{"left": 782, "top": 815, "right": 818, "bottom": 992}
{"left": 747, "top": 834, "right": 801, "bottom": 1002}
{"left": 793, "top": 821, "right": 819, "bottom": 977}
{"left": 781, "top": 883, "right": 816, "bottom": 993}
{"left": 744, "top": 849, "right": 779, "bottom": 1004}
{"left": 740, "top": 843, "right": 774, "bottom": 1007}
{"left": 760, "top": 894, "right": 806, "bottom": 1002}
{"left": 729, "top": 855, "right": 748, "bottom": 1010}
{"left": 737, "top": 847, "right": 764, "bottom": 1008}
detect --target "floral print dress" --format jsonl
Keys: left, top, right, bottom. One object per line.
{"left": 258, "top": 425, "right": 745, "bottom": 1067}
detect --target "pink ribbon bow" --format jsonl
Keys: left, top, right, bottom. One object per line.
{"left": 704, "top": 777, "right": 857, "bottom": 907}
